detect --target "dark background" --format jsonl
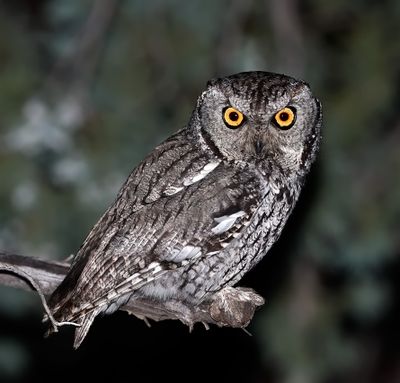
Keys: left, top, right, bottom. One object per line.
{"left": 0, "top": 1, "right": 399, "bottom": 382}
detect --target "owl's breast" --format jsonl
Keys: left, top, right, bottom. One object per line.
{"left": 204, "top": 176, "right": 300, "bottom": 291}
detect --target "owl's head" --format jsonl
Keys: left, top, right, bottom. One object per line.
{"left": 193, "top": 71, "right": 322, "bottom": 177}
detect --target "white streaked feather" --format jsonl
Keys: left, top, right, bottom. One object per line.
{"left": 148, "top": 261, "right": 163, "bottom": 273}
{"left": 78, "top": 260, "right": 167, "bottom": 313}
{"left": 110, "top": 260, "right": 161, "bottom": 290}
{"left": 183, "top": 161, "right": 220, "bottom": 186}
{"left": 167, "top": 245, "right": 202, "bottom": 262}
{"left": 206, "top": 250, "right": 220, "bottom": 255}
{"left": 162, "top": 161, "right": 220, "bottom": 196}
{"left": 104, "top": 292, "right": 132, "bottom": 314}
{"left": 164, "top": 185, "right": 184, "bottom": 196}
{"left": 211, "top": 210, "right": 246, "bottom": 235}
{"left": 270, "top": 180, "right": 281, "bottom": 195}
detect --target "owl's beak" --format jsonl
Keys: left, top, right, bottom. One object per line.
{"left": 254, "top": 140, "right": 264, "bottom": 155}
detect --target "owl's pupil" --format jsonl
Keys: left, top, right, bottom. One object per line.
{"left": 279, "top": 112, "right": 289, "bottom": 121}
{"left": 229, "top": 112, "right": 239, "bottom": 121}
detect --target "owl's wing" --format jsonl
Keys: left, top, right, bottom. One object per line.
{"left": 68, "top": 129, "right": 217, "bottom": 269}
{"left": 50, "top": 130, "right": 263, "bottom": 320}
{"left": 68, "top": 164, "right": 261, "bottom": 317}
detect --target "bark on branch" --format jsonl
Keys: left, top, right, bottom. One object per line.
{"left": 0, "top": 251, "right": 264, "bottom": 331}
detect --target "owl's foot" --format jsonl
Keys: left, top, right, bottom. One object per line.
{"left": 208, "top": 286, "right": 265, "bottom": 328}
{"left": 123, "top": 287, "right": 264, "bottom": 330}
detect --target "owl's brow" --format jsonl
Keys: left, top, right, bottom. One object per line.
{"left": 248, "top": 80, "right": 269, "bottom": 111}
{"left": 290, "top": 82, "right": 308, "bottom": 97}
{"left": 248, "top": 81, "right": 294, "bottom": 112}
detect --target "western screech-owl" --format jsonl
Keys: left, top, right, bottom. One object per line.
{"left": 47, "top": 71, "right": 322, "bottom": 348}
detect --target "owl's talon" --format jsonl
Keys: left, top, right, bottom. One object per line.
{"left": 142, "top": 317, "right": 152, "bottom": 327}
{"left": 202, "top": 321, "right": 210, "bottom": 330}
{"left": 241, "top": 327, "right": 252, "bottom": 336}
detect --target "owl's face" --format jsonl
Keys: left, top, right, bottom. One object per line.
{"left": 194, "top": 71, "right": 322, "bottom": 176}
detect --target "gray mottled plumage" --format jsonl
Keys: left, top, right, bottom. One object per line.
{"left": 47, "top": 71, "right": 322, "bottom": 347}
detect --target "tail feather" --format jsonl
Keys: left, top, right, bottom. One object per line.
{"left": 73, "top": 309, "right": 101, "bottom": 349}
{"left": 44, "top": 304, "right": 101, "bottom": 348}
{"left": 44, "top": 293, "right": 101, "bottom": 348}
{"left": 44, "top": 251, "right": 101, "bottom": 347}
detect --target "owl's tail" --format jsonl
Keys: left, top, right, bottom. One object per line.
{"left": 45, "top": 317, "right": 96, "bottom": 349}
{"left": 42, "top": 254, "right": 103, "bottom": 348}
{"left": 44, "top": 298, "right": 101, "bottom": 349}
{"left": 44, "top": 274, "right": 101, "bottom": 348}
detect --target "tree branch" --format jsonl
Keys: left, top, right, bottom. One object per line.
{"left": 0, "top": 251, "right": 264, "bottom": 330}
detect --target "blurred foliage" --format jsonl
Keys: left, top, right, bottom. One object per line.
{"left": 0, "top": 0, "right": 399, "bottom": 382}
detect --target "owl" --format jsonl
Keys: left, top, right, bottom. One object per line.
{"left": 47, "top": 71, "right": 322, "bottom": 348}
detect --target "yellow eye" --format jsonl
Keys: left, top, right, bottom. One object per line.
{"left": 273, "top": 107, "right": 296, "bottom": 129}
{"left": 223, "top": 107, "right": 245, "bottom": 128}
